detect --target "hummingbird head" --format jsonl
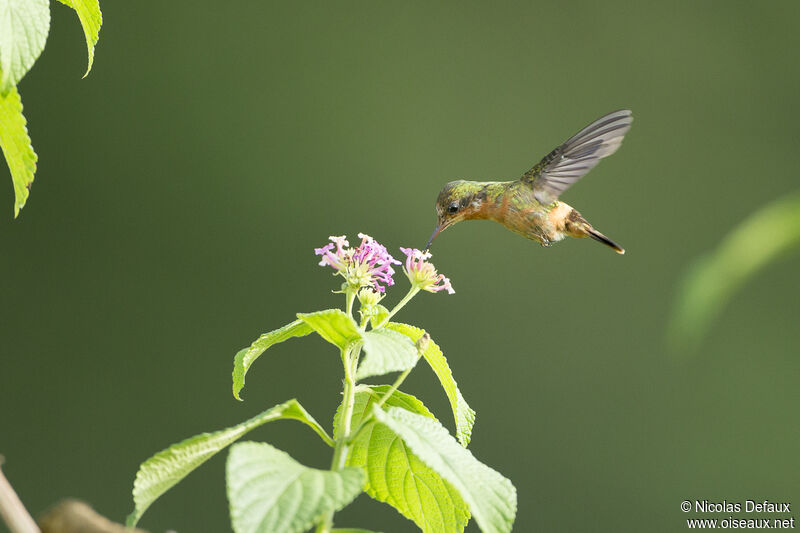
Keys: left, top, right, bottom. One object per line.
{"left": 426, "top": 180, "right": 486, "bottom": 249}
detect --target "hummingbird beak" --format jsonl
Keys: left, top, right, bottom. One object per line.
{"left": 425, "top": 224, "right": 443, "bottom": 250}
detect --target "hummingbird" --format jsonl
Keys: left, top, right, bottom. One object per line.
{"left": 426, "top": 109, "right": 632, "bottom": 254}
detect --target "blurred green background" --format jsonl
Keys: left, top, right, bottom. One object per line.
{"left": 3, "top": 2, "right": 800, "bottom": 532}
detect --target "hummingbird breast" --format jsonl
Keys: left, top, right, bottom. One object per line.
{"left": 455, "top": 181, "right": 578, "bottom": 246}
{"left": 473, "top": 182, "right": 566, "bottom": 246}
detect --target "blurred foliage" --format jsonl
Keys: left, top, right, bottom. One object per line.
{"left": 669, "top": 191, "right": 800, "bottom": 351}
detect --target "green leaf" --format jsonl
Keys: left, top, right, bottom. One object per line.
{"left": 386, "top": 323, "right": 475, "bottom": 447}
{"left": 56, "top": 0, "right": 102, "bottom": 77}
{"left": 0, "top": 83, "right": 36, "bottom": 218}
{"left": 298, "top": 309, "right": 362, "bottom": 350}
{"left": 360, "top": 303, "right": 390, "bottom": 328}
{"left": 332, "top": 530, "right": 383, "bottom": 533}
{"left": 668, "top": 190, "right": 800, "bottom": 351}
{"left": 127, "top": 399, "right": 331, "bottom": 527}
{"left": 232, "top": 319, "right": 313, "bottom": 400}
{"left": 0, "top": 0, "right": 50, "bottom": 91}
{"left": 372, "top": 407, "right": 516, "bottom": 533}
{"left": 337, "top": 386, "right": 470, "bottom": 533}
{"left": 227, "top": 441, "right": 363, "bottom": 533}
{"left": 372, "top": 304, "right": 390, "bottom": 326}
{"left": 356, "top": 328, "right": 419, "bottom": 380}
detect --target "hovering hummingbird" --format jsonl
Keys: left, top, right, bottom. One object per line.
{"left": 426, "top": 109, "right": 632, "bottom": 254}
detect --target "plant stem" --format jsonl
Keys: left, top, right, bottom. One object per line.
{"left": 376, "top": 286, "right": 420, "bottom": 328}
{"left": 315, "top": 345, "right": 360, "bottom": 533}
{"left": 333, "top": 349, "right": 358, "bottom": 470}
{"left": 0, "top": 459, "right": 39, "bottom": 533}
{"left": 345, "top": 287, "right": 356, "bottom": 318}
{"left": 347, "top": 350, "right": 422, "bottom": 445}
{"left": 375, "top": 361, "right": 416, "bottom": 409}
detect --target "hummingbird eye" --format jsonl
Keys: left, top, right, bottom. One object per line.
{"left": 447, "top": 202, "right": 459, "bottom": 214}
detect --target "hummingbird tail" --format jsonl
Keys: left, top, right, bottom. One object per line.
{"left": 586, "top": 227, "right": 625, "bottom": 255}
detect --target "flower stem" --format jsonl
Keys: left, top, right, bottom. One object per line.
{"left": 376, "top": 286, "right": 420, "bottom": 328}
{"left": 315, "top": 344, "right": 360, "bottom": 533}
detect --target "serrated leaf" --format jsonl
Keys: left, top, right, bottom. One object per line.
{"left": 356, "top": 329, "right": 418, "bottom": 380}
{"left": 336, "top": 386, "right": 470, "bottom": 533}
{"left": 0, "top": 0, "right": 50, "bottom": 91}
{"left": 56, "top": 0, "right": 102, "bottom": 77}
{"left": 127, "top": 399, "right": 331, "bottom": 527}
{"left": 298, "top": 309, "right": 362, "bottom": 350}
{"left": 669, "top": 190, "right": 800, "bottom": 351}
{"left": 232, "top": 319, "right": 313, "bottom": 400}
{"left": 0, "top": 82, "right": 36, "bottom": 217}
{"left": 227, "top": 441, "right": 363, "bottom": 533}
{"left": 386, "top": 323, "right": 475, "bottom": 447}
{"left": 373, "top": 407, "right": 516, "bottom": 533}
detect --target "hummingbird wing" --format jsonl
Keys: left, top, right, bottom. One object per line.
{"left": 523, "top": 109, "right": 633, "bottom": 205}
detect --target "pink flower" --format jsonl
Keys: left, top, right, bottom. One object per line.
{"left": 315, "top": 234, "right": 400, "bottom": 293}
{"left": 315, "top": 235, "right": 351, "bottom": 270}
{"left": 400, "top": 248, "right": 455, "bottom": 294}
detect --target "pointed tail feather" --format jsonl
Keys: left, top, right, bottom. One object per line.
{"left": 587, "top": 227, "right": 625, "bottom": 254}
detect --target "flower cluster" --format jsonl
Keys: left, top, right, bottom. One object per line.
{"left": 316, "top": 234, "right": 454, "bottom": 296}
{"left": 400, "top": 247, "right": 455, "bottom": 294}
{"left": 315, "top": 234, "right": 400, "bottom": 293}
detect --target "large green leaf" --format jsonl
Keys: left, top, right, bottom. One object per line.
{"left": 127, "top": 399, "right": 331, "bottom": 527}
{"left": 372, "top": 407, "right": 516, "bottom": 533}
{"left": 227, "top": 442, "right": 363, "bottom": 533}
{"left": 56, "top": 0, "right": 102, "bottom": 77}
{"left": 0, "top": 82, "right": 36, "bottom": 217}
{"left": 0, "top": 0, "right": 50, "bottom": 91}
{"left": 669, "top": 190, "right": 800, "bottom": 351}
{"left": 298, "top": 309, "right": 362, "bottom": 350}
{"left": 232, "top": 319, "right": 313, "bottom": 400}
{"left": 356, "top": 328, "right": 419, "bottom": 380}
{"left": 336, "top": 386, "right": 470, "bottom": 533}
{"left": 386, "top": 323, "right": 475, "bottom": 447}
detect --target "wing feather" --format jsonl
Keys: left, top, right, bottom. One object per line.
{"left": 523, "top": 109, "right": 633, "bottom": 205}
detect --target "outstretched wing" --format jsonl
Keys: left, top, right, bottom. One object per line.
{"left": 523, "top": 109, "right": 633, "bottom": 205}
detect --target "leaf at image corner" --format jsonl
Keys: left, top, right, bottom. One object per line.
{"left": 0, "top": 83, "right": 37, "bottom": 217}
{"left": 56, "top": 0, "right": 102, "bottom": 77}
{"left": 0, "top": 0, "right": 50, "bottom": 91}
